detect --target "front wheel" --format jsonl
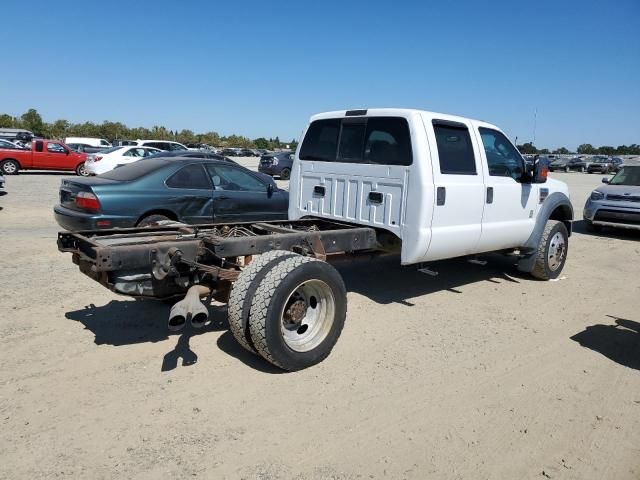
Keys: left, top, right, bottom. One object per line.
{"left": 530, "top": 220, "right": 569, "bottom": 280}
{"left": 248, "top": 256, "right": 347, "bottom": 371}
{"left": 1, "top": 159, "right": 20, "bottom": 175}
{"left": 76, "top": 162, "right": 88, "bottom": 176}
{"left": 280, "top": 168, "right": 291, "bottom": 180}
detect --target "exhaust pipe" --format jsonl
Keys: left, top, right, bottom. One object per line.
{"left": 167, "top": 285, "right": 211, "bottom": 331}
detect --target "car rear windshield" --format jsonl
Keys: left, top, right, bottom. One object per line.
{"left": 299, "top": 117, "right": 413, "bottom": 166}
{"left": 99, "top": 159, "right": 168, "bottom": 181}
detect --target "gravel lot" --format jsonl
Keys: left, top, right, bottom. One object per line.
{"left": 0, "top": 164, "right": 638, "bottom": 479}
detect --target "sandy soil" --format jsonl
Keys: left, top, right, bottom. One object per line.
{"left": 0, "top": 166, "right": 638, "bottom": 479}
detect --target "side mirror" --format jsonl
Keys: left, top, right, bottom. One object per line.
{"left": 267, "top": 183, "right": 274, "bottom": 197}
{"left": 65, "top": 149, "right": 70, "bottom": 155}
{"left": 524, "top": 155, "right": 548, "bottom": 183}
{"left": 602, "top": 177, "right": 610, "bottom": 184}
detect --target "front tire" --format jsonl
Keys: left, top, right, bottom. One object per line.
{"left": 280, "top": 168, "right": 291, "bottom": 180}
{"left": 531, "top": 220, "right": 569, "bottom": 280}
{"left": 1, "top": 159, "right": 20, "bottom": 175}
{"left": 249, "top": 256, "right": 347, "bottom": 371}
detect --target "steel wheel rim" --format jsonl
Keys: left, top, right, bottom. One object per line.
{"left": 3, "top": 162, "right": 16, "bottom": 174}
{"left": 548, "top": 231, "right": 566, "bottom": 271}
{"left": 78, "top": 164, "right": 88, "bottom": 176}
{"left": 280, "top": 279, "right": 335, "bottom": 352}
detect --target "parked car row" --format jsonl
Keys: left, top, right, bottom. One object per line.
{"left": 546, "top": 155, "right": 625, "bottom": 174}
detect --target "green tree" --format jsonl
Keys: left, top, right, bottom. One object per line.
{"left": 21, "top": 108, "right": 45, "bottom": 135}
{"left": 516, "top": 142, "right": 537, "bottom": 154}
{"left": 0, "top": 114, "right": 15, "bottom": 128}
{"left": 50, "top": 119, "right": 70, "bottom": 139}
{"left": 577, "top": 144, "right": 595, "bottom": 154}
{"left": 552, "top": 147, "right": 570, "bottom": 154}
{"left": 597, "top": 146, "right": 615, "bottom": 155}
{"left": 253, "top": 137, "right": 269, "bottom": 149}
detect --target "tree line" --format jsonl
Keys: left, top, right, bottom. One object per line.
{"left": 0, "top": 109, "right": 298, "bottom": 150}
{"left": 2, "top": 108, "right": 637, "bottom": 155}
{"left": 516, "top": 141, "right": 640, "bottom": 156}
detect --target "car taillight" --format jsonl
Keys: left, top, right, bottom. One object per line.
{"left": 75, "top": 191, "right": 100, "bottom": 211}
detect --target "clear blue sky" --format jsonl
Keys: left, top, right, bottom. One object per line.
{"left": 1, "top": 0, "right": 638, "bottom": 149}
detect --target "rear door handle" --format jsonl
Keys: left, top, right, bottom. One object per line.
{"left": 486, "top": 187, "right": 494, "bottom": 204}
{"left": 436, "top": 187, "right": 446, "bottom": 206}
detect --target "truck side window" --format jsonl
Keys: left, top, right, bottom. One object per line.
{"left": 479, "top": 128, "right": 524, "bottom": 181}
{"left": 47, "top": 143, "right": 66, "bottom": 153}
{"left": 35, "top": 141, "right": 44, "bottom": 152}
{"left": 433, "top": 123, "right": 476, "bottom": 175}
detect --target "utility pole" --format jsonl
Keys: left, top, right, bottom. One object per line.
{"left": 533, "top": 107, "right": 537, "bottom": 145}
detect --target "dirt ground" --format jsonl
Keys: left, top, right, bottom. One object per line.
{"left": 0, "top": 166, "right": 638, "bottom": 480}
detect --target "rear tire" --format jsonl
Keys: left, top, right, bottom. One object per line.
{"left": 137, "top": 214, "right": 171, "bottom": 227}
{"left": 531, "top": 220, "right": 569, "bottom": 280}
{"left": 228, "top": 250, "right": 298, "bottom": 354}
{"left": 249, "top": 256, "right": 347, "bottom": 371}
{"left": 280, "top": 168, "right": 291, "bottom": 180}
{"left": 1, "top": 159, "right": 19, "bottom": 175}
{"left": 76, "top": 162, "right": 88, "bottom": 176}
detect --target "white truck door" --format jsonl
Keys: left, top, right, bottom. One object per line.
{"left": 423, "top": 118, "right": 486, "bottom": 261}
{"left": 473, "top": 126, "right": 538, "bottom": 251}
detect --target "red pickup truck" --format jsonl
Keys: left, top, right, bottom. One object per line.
{"left": 0, "top": 139, "right": 88, "bottom": 176}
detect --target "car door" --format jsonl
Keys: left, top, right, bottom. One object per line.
{"left": 424, "top": 118, "right": 486, "bottom": 261}
{"left": 474, "top": 126, "right": 539, "bottom": 251}
{"left": 42, "top": 142, "right": 73, "bottom": 169}
{"left": 164, "top": 163, "right": 215, "bottom": 224}
{"left": 205, "top": 163, "right": 287, "bottom": 222}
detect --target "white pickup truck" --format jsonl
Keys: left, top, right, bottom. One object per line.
{"left": 58, "top": 108, "right": 573, "bottom": 371}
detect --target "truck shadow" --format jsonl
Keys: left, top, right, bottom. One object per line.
{"left": 570, "top": 316, "right": 640, "bottom": 371}
{"left": 65, "top": 299, "right": 284, "bottom": 374}
{"left": 336, "top": 255, "right": 524, "bottom": 306}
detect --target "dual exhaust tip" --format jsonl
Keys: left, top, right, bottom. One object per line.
{"left": 168, "top": 285, "right": 211, "bottom": 332}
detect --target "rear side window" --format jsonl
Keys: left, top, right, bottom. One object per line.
{"left": 433, "top": 122, "right": 476, "bottom": 175}
{"left": 35, "top": 141, "right": 43, "bottom": 152}
{"left": 299, "top": 117, "right": 412, "bottom": 166}
{"left": 166, "top": 164, "right": 212, "bottom": 189}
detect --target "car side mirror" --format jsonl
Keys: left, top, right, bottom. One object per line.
{"left": 65, "top": 149, "right": 70, "bottom": 155}
{"left": 267, "top": 183, "right": 274, "bottom": 197}
{"left": 530, "top": 155, "right": 548, "bottom": 184}
{"left": 602, "top": 177, "right": 610, "bottom": 184}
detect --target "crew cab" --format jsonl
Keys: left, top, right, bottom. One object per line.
{"left": 58, "top": 108, "right": 572, "bottom": 371}
{"left": 0, "top": 139, "right": 88, "bottom": 176}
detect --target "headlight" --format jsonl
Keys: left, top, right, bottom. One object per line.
{"left": 590, "top": 191, "right": 605, "bottom": 201}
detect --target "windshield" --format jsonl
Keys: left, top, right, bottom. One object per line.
{"left": 609, "top": 166, "right": 640, "bottom": 186}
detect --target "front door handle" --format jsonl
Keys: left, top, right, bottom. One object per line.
{"left": 215, "top": 196, "right": 229, "bottom": 201}
{"left": 436, "top": 187, "right": 446, "bottom": 206}
{"left": 486, "top": 187, "right": 494, "bottom": 204}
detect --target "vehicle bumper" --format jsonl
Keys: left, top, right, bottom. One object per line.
{"left": 583, "top": 199, "right": 640, "bottom": 230}
{"left": 54, "top": 205, "right": 136, "bottom": 231}
{"left": 258, "top": 165, "right": 280, "bottom": 176}
{"left": 85, "top": 161, "right": 108, "bottom": 175}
